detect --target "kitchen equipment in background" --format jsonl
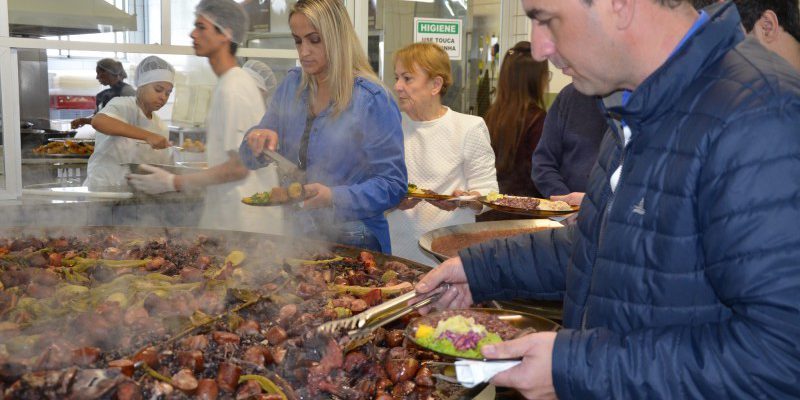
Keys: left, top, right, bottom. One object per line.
{"left": 9, "top": 0, "right": 137, "bottom": 37}
{"left": 18, "top": 49, "right": 50, "bottom": 127}
{"left": 49, "top": 94, "right": 95, "bottom": 121}
{"left": 20, "top": 125, "right": 77, "bottom": 150}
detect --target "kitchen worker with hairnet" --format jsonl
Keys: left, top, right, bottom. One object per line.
{"left": 243, "top": 60, "right": 278, "bottom": 110}
{"left": 128, "top": 0, "right": 283, "bottom": 235}
{"left": 85, "top": 56, "right": 173, "bottom": 191}
{"left": 71, "top": 58, "right": 136, "bottom": 129}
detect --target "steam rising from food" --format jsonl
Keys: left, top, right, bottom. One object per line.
{"left": 0, "top": 226, "right": 470, "bottom": 399}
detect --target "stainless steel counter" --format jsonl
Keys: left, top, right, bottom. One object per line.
{"left": 21, "top": 157, "right": 88, "bottom": 164}
{"left": 0, "top": 187, "right": 205, "bottom": 228}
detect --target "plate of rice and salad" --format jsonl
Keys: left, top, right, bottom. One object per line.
{"left": 406, "top": 308, "right": 560, "bottom": 360}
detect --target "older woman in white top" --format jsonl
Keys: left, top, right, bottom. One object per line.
{"left": 387, "top": 42, "right": 498, "bottom": 265}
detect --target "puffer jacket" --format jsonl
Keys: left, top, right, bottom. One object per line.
{"left": 460, "top": 3, "right": 800, "bottom": 398}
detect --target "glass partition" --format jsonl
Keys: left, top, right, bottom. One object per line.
{"left": 372, "top": 0, "right": 472, "bottom": 113}
{"left": 172, "top": 0, "right": 300, "bottom": 48}
{"left": 0, "top": 46, "right": 22, "bottom": 199}
{"left": 28, "top": 49, "right": 299, "bottom": 188}
{"left": 371, "top": 0, "right": 502, "bottom": 114}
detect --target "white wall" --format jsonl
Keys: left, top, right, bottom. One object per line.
{"left": 503, "top": 0, "right": 569, "bottom": 94}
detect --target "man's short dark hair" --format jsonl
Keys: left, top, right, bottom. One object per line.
{"left": 582, "top": 0, "right": 686, "bottom": 7}
{"left": 733, "top": 0, "right": 800, "bottom": 43}
{"left": 692, "top": 0, "right": 718, "bottom": 9}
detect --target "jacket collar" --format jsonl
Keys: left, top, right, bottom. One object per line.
{"left": 602, "top": 1, "right": 744, "bottom": 125}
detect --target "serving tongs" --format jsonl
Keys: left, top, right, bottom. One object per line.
{"left": 316, "top": 283, "right": 451, "bottom": 339}
{"left": 258, "top": 149, "right": 307, "bottom": 184}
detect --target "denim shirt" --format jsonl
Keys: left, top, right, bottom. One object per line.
{"left": 240, "top": 68, "right": 407, "bottom": 253}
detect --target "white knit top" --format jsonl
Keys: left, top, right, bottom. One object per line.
{"left": 387, "top": 107, "right": 499, "bottom": 265}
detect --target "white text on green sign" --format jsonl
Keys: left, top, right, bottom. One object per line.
{"left": 418, "top": 22, "right": 459, "bottom": 34}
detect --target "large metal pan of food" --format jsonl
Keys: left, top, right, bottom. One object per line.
{"left": 0, "top": 226, "right": 558, "bottom": 399}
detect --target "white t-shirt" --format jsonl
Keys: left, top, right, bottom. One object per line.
{"left": 386, "top": 108, "right": 499, "bottom": 265}
{"left": 85, "top": 96, "right": 171, "bottom": 190}
{"left": 199, "top": 67, "right": 283, "bottom": 234}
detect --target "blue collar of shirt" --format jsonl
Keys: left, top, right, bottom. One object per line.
{"left": 622, "top": 10, "right": 710, "bottom": 106}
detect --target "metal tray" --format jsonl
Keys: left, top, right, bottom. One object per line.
{"left": 478, "top": 195, "right": 579, "bottom": 217}
{"left": 124, "top": 162, "right": 207, "bottom": 175}
{"left": 419, "top": 219, "right": 565, "bottom": 262}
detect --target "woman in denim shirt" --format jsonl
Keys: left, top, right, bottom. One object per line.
{"left": 240, "top": 0, "right": 407, "bottom": 253}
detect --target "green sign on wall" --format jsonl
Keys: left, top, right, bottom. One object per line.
{"left": 414, "top": 17, "right": 463, "bottom": 60}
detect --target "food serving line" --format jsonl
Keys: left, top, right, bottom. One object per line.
{"left": 0, "top": 150, "right": 575, "bottom": 399}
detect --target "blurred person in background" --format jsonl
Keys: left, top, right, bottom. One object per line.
{"left": 128, "top": 0, "right": 283, "bottom": 235}
{"left": 386, "top": 42, "right": 498, "bottom": 264}
{"left": 240, "top": 0, "right": 406, "bottom": 252}
{"left": 478, "top": 41, "right": 549, "bottom": 222}
{"left": 531, "top": 83, "right": 607, "bottom": 206}
{"left": 71, "top": 58, "right": 136, "bottom": 129}
{"left": 85, "top": 56, "right": 173, "bottom": 190}
{"left": 733, "top": 0, "right": 800, "bottom": 71}
{"left": 693, "top": 1, "right": 800, "bottom": 71}
{"left": 243, "top": 60, "right": 278, "bottom": 110}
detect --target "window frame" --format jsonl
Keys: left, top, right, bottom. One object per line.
{"left": 0, "top": 0, "right": 369, "bottom": 200}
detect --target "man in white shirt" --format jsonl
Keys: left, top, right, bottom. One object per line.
{"left": 129, "top": 0, "right": 282, "bottom": 234}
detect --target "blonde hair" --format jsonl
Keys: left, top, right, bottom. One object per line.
{"left": 394, "top": 42, "right": 453, "bottom": 96}
{"left": 290, "top": 0, "right": 380, "bottom": 116}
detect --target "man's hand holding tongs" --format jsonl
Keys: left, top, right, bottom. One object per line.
{"left": 414, "top": 257, "right": 473, "bottom": 313}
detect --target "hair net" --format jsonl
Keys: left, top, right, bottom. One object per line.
{"left": 135, "top": 56, "right": 175, "bottom": 87}
{"left": 243, "top": 60, "right": 277, "bottom": 98}
{"left": 195, "top": 0, "right": 249, "bottom": 45}
{"left": 97, "top": 58, "right": 127, "bottom": 79}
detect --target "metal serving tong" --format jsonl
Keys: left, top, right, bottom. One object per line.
{"left": 258, "top": 149, "right": 307, "bottom": 184}
{"left": 316, "top": 283, "right": 451, "bottom": 339}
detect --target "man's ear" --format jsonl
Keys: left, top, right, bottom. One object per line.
{"left": 758, "top": 10, "right": 781, "bottom": 44}
{"left": 610, "top": 0, "right": 635, "bottom": 30}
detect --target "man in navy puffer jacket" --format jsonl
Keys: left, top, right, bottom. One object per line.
{"left": 416, "top": 1, "right": 800, "bottom": 398}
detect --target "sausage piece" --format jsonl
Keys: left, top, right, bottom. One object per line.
{"left": 216, "top": 362, "right": 242, "bottom": 392}
{"left": 196, "top": 379, "right": 219, "bottom": 400}
{"left": 212, "top": 331, "right": 241, "bottom": 346}
{"left": 265, "top": 326, "right": 287, "bottom": 346}
{"left": 176, "top": 350, "right": 204, "bottom": 372}
{"left": 171, "top": 369, "right": 199, "bottom": 394}
{"left": 114, "top": 381, "right": 143, "bottom": 400}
